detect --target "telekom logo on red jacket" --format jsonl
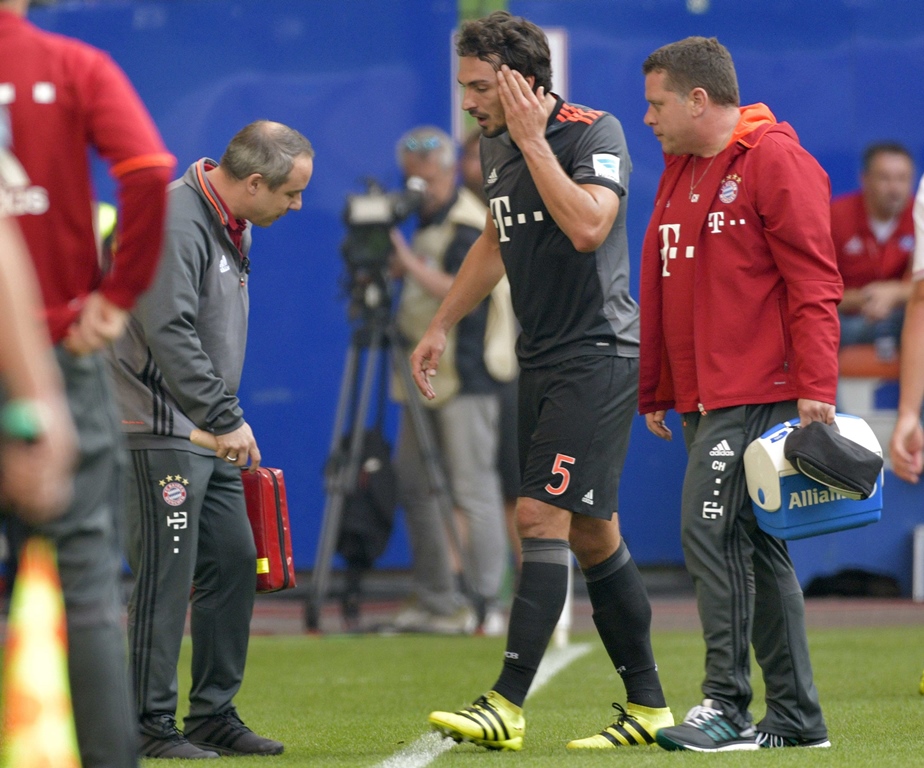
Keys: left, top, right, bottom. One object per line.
{"left": 658, "top": 224, "right": 693, "bottom": 277}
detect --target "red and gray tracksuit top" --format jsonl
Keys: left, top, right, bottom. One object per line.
{"left": 107, "top": 160, "right": 252, "bottom": 453}
{"left": 639, "top": 103, "right": 843, "bottom": 416}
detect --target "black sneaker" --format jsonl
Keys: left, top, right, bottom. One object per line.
{"left": 756, "top": 730, "right": 831, "bottom": 748}
{"left": 140, "top": 714, "right": 219, "bottom": 759}
{"left": 185, "top": 708, "right": 284, "bottom": 756}
{"left": 655, "top": 699, "right": 758, "bottom": 752}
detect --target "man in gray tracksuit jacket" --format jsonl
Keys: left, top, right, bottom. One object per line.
{"left": 107, "top": 120, "right": 314, "bottom": 759}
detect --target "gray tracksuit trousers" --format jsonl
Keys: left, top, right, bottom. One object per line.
{"left": 124, "top": 448, "right": 256, "bottom": 730}
{"left": 9, "top": 351, "right": 138, "bottom": 767}
{"left": 679, "top": 401, "right": 828, "bottom": 740}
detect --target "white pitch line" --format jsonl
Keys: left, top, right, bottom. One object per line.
{"left": 373, "top": 642, "right": 592, "bottom": 768}
{"left": 375, "top": 731, "right": 456, "bottom": 768}
{"left": 529, "top": 641, "right": 591, "bottom": 696}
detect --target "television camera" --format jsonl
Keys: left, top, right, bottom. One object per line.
{"left": 340, "top": 176, "right": 426, "bottom": 321}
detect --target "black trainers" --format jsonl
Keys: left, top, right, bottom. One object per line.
{"left": 756, "top": 730, "right": 831, "bottom": 748}
{"left": 140, "top": 714, "right": 219, "bottom": 759}
{"left": 185, "top": 708, "right": 284, "bottom": 756}
{"left": 656, "top": 699, "right": 758, "bottom": 752}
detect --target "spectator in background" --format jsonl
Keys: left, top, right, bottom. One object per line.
{"left": 890, "top": 174, "right": 924, "bottom": 485}
{"left": 832, "top": 142, "right": 915, "bottom": 359}
{"left": 460, "top": 127, "right": 522, "bottom": 574}
{"left": 387, "top": 125, "right": 510, "bottom": 636}
{"left": 107, "top": 121, "right": 313, "bottom": 759}
{"left": 0, "top": 3, "right": 176, "bottom": 765}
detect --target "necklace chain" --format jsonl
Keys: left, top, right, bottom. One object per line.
{"left": 689, "top": 154, "right": 717, "bottom": 203}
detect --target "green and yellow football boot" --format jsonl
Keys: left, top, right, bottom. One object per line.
{"left": 567, "top": 702, "right": 673, "bottom": 748}
{"left": 428, "top": 690, "right": 525, "bottom": 751}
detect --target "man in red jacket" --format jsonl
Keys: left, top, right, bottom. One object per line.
{"left": 0, "top": 1, "right": 175, "bottom": 765}
{"left": 638, "top": 36, "right": 842, "bottom": 752}
{"left": 831, "top": 142, "right": 915, "bottom": 356}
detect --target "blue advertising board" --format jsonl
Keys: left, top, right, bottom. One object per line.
{"left": 28, "top": 0, "right": 924, "bottom": 577}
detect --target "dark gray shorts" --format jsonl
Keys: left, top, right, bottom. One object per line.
{"left": 518, "top": 355, "right": 637, "bottom": 519}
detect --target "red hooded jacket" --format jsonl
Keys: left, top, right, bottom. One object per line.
{"left": 0, "top": 10, "right": 175, "bottom": 341}
{"left": 639, "top": 104, "right": 843, "bottom": 415}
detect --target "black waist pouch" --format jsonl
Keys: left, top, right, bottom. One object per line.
{"left": 784, "top": 421, "right": 883, "bottom": 500}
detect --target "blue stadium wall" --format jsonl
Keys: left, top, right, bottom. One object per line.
{"left": 30, "top": 0, "right": 924, "bottom": 585}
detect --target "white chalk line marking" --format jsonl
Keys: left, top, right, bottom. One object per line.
{"left": 373, "top": 642, "right": 592, "bottom": 768}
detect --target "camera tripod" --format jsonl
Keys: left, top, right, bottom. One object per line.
{"left": 304, "top": 304, "right": 472, "bottom": 632}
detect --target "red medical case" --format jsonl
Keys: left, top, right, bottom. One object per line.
{"left": 240, "top": 467, "right": 296, "bottom": 593}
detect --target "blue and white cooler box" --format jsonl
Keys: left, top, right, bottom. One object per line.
{"left": 743, "top": 414, "right": 883, "bottom": 540}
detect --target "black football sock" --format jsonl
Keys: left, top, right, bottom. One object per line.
{"left": 492, "top": 537, "right": 570, "bottom": 707}
{"left": 583, "top": 540, "right": 666, "bottom": 708}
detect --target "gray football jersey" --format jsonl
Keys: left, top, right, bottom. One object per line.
{"left": 479, "top": 97, "right": 639, "bottom": 368}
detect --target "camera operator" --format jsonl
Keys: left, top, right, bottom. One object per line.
{"left": 387, "top": 125, "right": 510, "bottom": 635}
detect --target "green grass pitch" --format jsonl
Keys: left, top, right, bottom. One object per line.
{"left": 160, "top": 624, "right": 924, "bottom": 766}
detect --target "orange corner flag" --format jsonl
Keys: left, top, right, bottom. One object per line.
{"left": 0, "top": 536, "right": 80, "bottom": 768}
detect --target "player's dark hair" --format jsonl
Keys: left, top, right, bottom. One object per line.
{"left": 642, "top": 36, "right": 739, "bottom": 108}
{"left": 862, "top": 141, "right": 914, "bottom": 173}
{"left": 220, "top": 120, "right": 314, "bottom": 190}
{"left": 456, "top": 11, "right": 553, "bottom": 94}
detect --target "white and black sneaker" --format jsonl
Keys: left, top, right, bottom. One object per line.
{"left": 656, "top": 699, "right": 758, "bottom": 752}
{"left": 756, "top": 730, "right": 831, "bottom": 748}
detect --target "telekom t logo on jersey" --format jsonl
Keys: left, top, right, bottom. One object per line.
{"left": 490, "top": 195, "right": 545, "bottom": 242}
{"left": 658, "top": 224, "right": 693, "bottom": 277}
{"left": 658, "top": 214, "right": 740, "bottom": 276}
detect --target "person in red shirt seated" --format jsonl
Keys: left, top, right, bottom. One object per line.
{"left": 831, "top": 142, "right": 916, "bottom": 358}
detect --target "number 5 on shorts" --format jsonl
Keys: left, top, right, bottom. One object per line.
{"left": 545, "top": 453, "right": 576, "bottom": 496}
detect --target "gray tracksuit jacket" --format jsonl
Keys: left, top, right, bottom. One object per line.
{"left": 107, "top": 159, "right": 251, "bottom": 453}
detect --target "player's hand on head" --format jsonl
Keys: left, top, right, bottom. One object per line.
{"left": 496, "top": 65, "right": 549, "bottom": 146}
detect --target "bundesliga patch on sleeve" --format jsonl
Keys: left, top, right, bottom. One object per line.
{"left": 592, "top": 153, "right": 621, "bottom": 184}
